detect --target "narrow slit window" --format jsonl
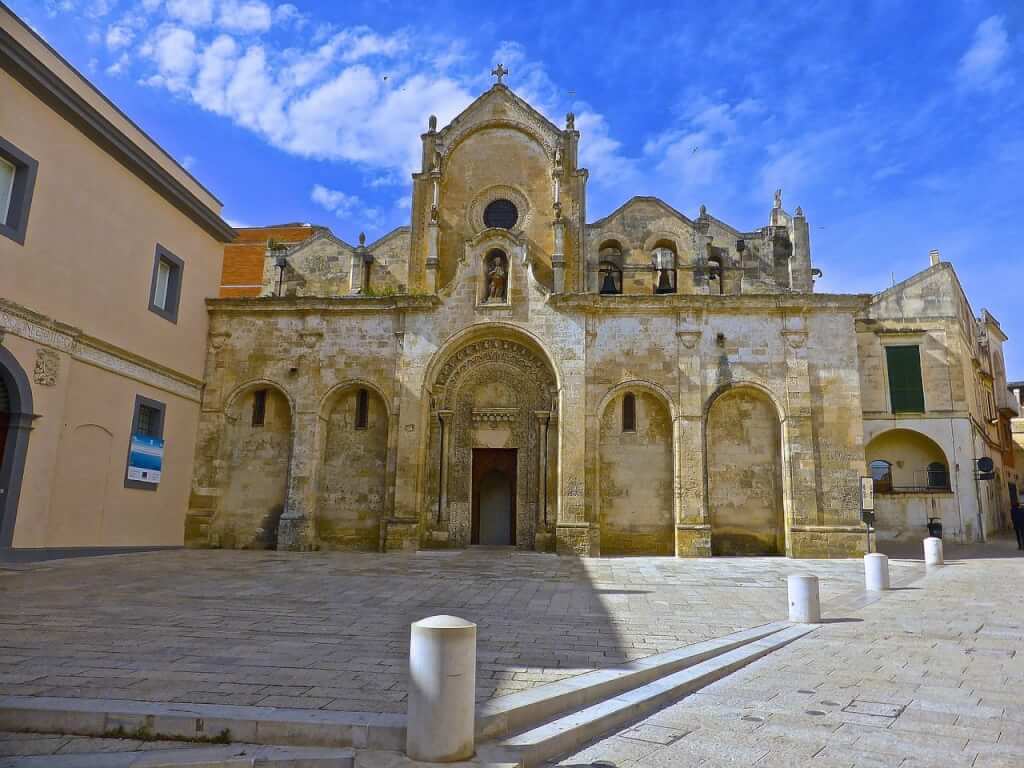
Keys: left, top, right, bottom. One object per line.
{"left": 154, "top": 259, "right": 171, "bottom": 310}
{"left": 622, "top": 393, "right": 636, "bottom": 433}
{"left": 355, "top": 388, "right": 369, "bottom": 430}
{"left": 136, "top": 404, "right": 162, "bottom": 438}
{"left": 251, "top": 389, "right": 267, "bottom": 427}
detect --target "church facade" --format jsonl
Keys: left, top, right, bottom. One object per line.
{"left": 185, "top": 82, "right": 877, "bottom": 559}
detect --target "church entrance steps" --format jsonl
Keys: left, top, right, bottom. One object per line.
{"left": 476, "top": 620, "right": 790, "bottom": 741}
{"left": 476, "top": 623, "right": 815, "bottom": 768}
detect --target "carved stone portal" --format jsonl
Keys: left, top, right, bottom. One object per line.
{"left": 428, "top": 338, "right": 556, "bottom": 549}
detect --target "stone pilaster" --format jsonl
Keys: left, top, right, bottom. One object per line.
{"left": 277, "top": 409, "right": 320, "bottom": 551}
{"left": 675, "top": 316, "right": 711, "bottom": 556}
{"left": 782, "top": 318, "right": 820, "bottom": 551}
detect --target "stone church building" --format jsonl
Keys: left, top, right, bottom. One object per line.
{"left": 184, "top": 81, "right": 1016, "bottom": 558}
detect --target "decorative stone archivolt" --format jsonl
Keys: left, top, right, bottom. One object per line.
{"left": 472, "top": 407, "right": 518, "bottom": 424}
{"left": 433, "top": 338, "right": 555, "bottom": 407}
{"left": 440, "top": 116, "right": 559, "bottom": 164}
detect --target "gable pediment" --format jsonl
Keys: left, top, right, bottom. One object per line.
{"left": 436, "top": 85, "right": 562, "bottom": 160}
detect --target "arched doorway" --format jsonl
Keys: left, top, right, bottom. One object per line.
{"left": 317, "top": 384, "right": 389, "bottom": 550}
{"left": 706, "top": 386, "right": 785, "bottom": 555}
{"left": 0, "top": 348, "right": 33, "bottom": 548}
{"left": 598, "top": 389, "right": 674, "bottom": 555}
{"left": 425, "top": 331, "right": 558, "bottom": 549}
{"left": 217, "top": 384, "right": 292, "bottom": 549}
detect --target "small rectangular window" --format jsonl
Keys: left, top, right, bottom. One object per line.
{"left": 355, "top": 389, "right": 369, "bottom": 429}
{"left": 0, "top": 136, "right": 39, "bottom": 245}
{"left": 886, "top": 345, "right": 925, "bottom": 413}
{"left": 252, "top": 389, "right": 267, "bottom": 427}
{"left": 148, "top": 245, "right": 184, "bottom": 323}
{"left": 125, "top": 395, "right": 166, "bottom": 491}
{"left": 622, "top": 393, "right": 637, "bottom": 433}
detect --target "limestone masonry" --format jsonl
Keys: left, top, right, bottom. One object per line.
{"left": 184, "top": 82, "right": 1021, "bottom": 557}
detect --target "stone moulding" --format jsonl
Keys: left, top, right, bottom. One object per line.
{"left": 549, "top": 292, "right": 874, "bottom": 314}
{"left": 206, "top": 295, "right": 440, "bottom": 314}
{"left": 0, "top": 298, "right": 203, "bottom": 402}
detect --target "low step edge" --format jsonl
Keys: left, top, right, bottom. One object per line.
{"left": 479, "top": 624, "right": 814, "bottom": 768}
{"left": 476, "top": 621, "right": 788, "bottom": 740}
{"left": 0, "top": 744, "right": 356, "bottom": 768}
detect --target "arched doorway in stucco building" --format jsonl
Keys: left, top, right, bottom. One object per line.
{"left": 0, "top": 348, "right": 33, "bottom": 548}
{"left": 424, "top": 328, "right": 559, "bottom": 550}
{"left": 706, "top": 385, "right": 786, "bottom": 555}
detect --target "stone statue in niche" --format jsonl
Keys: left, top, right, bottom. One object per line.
{"left": 483, "top": 251, "right": 508, "bottom": 303}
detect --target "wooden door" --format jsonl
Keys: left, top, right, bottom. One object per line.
{"left": 472, "top": 448, "right": 517, "bottom": 545}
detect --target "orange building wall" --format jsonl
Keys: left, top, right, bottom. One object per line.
{"left": 220, "top": 224, "right": 323, "bottom": 297}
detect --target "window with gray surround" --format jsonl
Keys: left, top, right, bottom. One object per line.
{"left": 125, "top": 394, "right": 166, "bottom": 490}
{"left": 0, "top": 136, "right": 39, "bottom": 245}
{"left": 148, "top": 244, "right": 184, "bottom": 323}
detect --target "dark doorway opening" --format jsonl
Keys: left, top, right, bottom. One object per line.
{"left": 472, "top": 448, "right": 517, "bottom": 545}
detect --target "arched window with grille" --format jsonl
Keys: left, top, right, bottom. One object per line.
{"left": 622, "top": 393, "right": 636, "bottom": 433}
{"left": 926, "top": 462, "right": 950, "bottom": 490}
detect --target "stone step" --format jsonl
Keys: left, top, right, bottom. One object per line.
{"left": 477, "top": 623, "right": 815, "bottom": 768}
{"left": 0, "top": 697, "right": 403, "bottom": 751}
{"left": 0, "top": 744, "right": 355, "bottom": 768}
{"left": 476, "top": 621, "right": 789, "bottom": 740}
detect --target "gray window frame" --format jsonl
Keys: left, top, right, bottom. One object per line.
{"left": 0, "top": 136, "right": 39, "bottom": 245}
{"left": 124, "top": 394, "right": 166, "bottom": 491}
{"left": 148, "top": 244, "right": 184, "bottom": 323}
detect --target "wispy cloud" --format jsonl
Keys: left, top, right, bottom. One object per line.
{"left": 957, "top": 16, "right": 1013, "bottom": 92}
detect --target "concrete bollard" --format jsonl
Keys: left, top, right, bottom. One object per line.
{"left": 406, "top": 615, "right": 477, "bottom": 763}
{"left": 864, "top": 553, "right": 890, "bottom": 591}
{"left": 787, "top": 574, "right": 821, "bottom": 623}
{"left": 923, "top": 537, "right": 944, "bottom": 567}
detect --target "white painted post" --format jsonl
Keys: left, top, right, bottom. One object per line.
{"left": 923, "top": 537, "right": 944, "bottom": 567}
{"left": 406, "top": 615, "right": 477, "bottom": 763}
{"left": 787, "top": 575, "right": 821, "bottom": 623}
{"left": 864, "top": 553, "right": 890, "bottom": 591}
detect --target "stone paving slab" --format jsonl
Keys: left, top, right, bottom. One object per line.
{"left": 0, "top": 548, "right": 916, "bottom": 715}
{"left": 557, "top": 536, "right": 1024, "bottom": 767}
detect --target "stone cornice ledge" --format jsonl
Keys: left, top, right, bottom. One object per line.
{"left": 207, "top": 295, "right": 441, "bottom": 314}
{"left": 549, "top": 292, "right": 872, "bottom": 313}
{"left": 0, "top": 298, "right": 203, "bottom": 402}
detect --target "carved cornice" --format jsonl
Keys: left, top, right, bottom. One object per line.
{"left": 207, "top": 295, "right": 440, "bottom": 314}
{"left": 0, "top": 298, "right": 203, "bottom": 401}
{"left": 550, "top": 292, "right": 872, "bottom": 314}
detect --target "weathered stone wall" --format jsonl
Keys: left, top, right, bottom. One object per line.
{"left": 707, "top": 387, "right": 784, "bottom": 555}
{"left": 598, "top": 390, "right": 674, "bottom": 555}
{"left": 214, "top": 386, "right": 291, "bottom": 548}
{"left": 316, "top": 386, "right": 388, "bottom": 550}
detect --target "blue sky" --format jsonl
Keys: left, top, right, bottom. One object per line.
{"left": 12, "top": 0, "right": 1024, "bottom": 375}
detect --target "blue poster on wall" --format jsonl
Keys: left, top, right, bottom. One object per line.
{"left": 127, "top": 435, "right": 164, "bottom": 484}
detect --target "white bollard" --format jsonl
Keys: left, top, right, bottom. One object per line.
{"left": 864, "top": 553, "right": 890, "bottom": 591}
{"left": 787, "top": 574, "right": 821, "bottom": 623}
{"left": 406, "top": 615, "right": 477, "bottom": 763}
{"left": 923, "top": 537, "right": 944, "bottom": 567}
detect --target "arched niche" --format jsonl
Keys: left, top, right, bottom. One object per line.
{"left": 598, "top": 388, "right": 674, "bottom": 556}
{"left": 218, "top": 382, "right": 293, "bottom": 549}
{"left": 316, "top": 384, "right": 390, "bottom": 550}
{"left": 706, "top": 386, "right": 785, "bottom": 555}
{"left": 865, "top": 429, "right": 951, "bottom": 492}
{"left": 0, "top": 346, "right": 34, "bottom": 547}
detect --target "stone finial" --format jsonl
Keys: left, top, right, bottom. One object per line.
{"left": 795, "top": 205, "right": 804, "bottom": 217}
{"left": 699, "top": 204, "right": 707, "bottom": 217}
{"left": 565, "top": 111, "right": 575, "bottom": 130}
{"left": 773, "top": 188, "right": 782, "bottom": 209}
{"left": 428, "top": 115, "right": 437, "bottom": 132}
{"left": 491, "top": 63, "right": 508, "bottom": 84}
{"left": 359, "top": 232, "right": 366, "bottom": 247}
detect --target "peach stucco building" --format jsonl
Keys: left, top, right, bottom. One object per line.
{"left": 0, "top": 6, "right": 233, "bottom": 553}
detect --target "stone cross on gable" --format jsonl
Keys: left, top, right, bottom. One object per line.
{"left": 491, "top": 64, "right": 508, "bottom": 84}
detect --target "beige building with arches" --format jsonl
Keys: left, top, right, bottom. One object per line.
{"left": 186, "top": 81, "right": 884, "bottom": 559}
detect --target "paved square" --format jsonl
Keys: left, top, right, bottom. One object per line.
{"left": 0, "top": 549, "right": 920, "bottom": 714}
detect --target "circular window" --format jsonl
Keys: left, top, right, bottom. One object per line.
{"left": 483, "top": 199, "right": 519, "bottom": 230}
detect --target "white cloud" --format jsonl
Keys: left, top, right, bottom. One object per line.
{"left": 106, "top": 24, "right": 134, "bottom": 50}
{"left": 106, "top": 52, "right": 130, "bottom": 75}
{"left": 957, "top": 16, "right": 1013, "bottom": 92}
{"left": 192, "top": 34, "right": 238, "bottom": 112}
{"left": 165, "top": 0, "right": 213, "bottom": 26}
{"left": 311, "top": 184, "right": 361, "bottom": 218}
{"left": 218, "top": 0, "right": 272, "bottom": 34}
{"left": 140, "top": 25, "right": 197, "bottom": 91}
